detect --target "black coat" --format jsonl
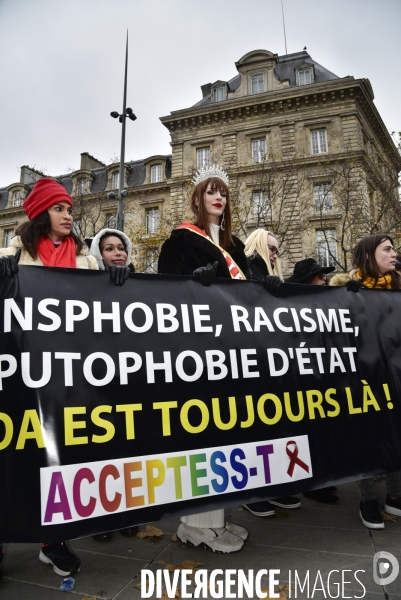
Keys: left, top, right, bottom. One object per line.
{"left": 158, "top": 228, "right": 249, "bottom": 279}
{"left": 247, "top": 253, "right": 269, "bottom": 282}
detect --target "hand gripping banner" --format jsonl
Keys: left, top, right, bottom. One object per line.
{"left": 0, "top": 266, "right": 401, "bottom": 542}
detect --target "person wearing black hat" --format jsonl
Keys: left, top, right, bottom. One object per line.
{"left": 286, "top": 258, "right": 335, "bottom": 285}
{"left": 287, "top": 257, "right": 339, "bottom": 505}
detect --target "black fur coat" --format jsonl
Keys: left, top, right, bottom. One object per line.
{"left": 158, "top": 228, "right": 249, "bottom": 280}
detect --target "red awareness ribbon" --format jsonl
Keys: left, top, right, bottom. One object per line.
{"left": 286, "top": 440, "right": 310, "bottom": 477}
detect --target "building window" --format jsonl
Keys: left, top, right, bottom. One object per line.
{"left": 316, "top": 229, "right": 337, "bottom": 267}
{"left": 12, "top": 191, "right": 23, "bottom": 207}
{"left": 146, "top": 208, "right": 159, "bottom": 234}
{"left": 151, "top": 164, "right": 162, "bottom": 183}
{"left": 111, "top": 172, "right": 120, "bottom": 189}
{"left": 251, "top": 73, "right": 264, "bottom": 94}
{"left": 107, "top": 214, "right": 116, "bottom": 228}
{"left": 77, "top": 178, "right": 87, "bottom": 194}
{"left": 314, "top": 184, "right": 333, "bottom": 211}
{"left": 144, "top": 248, "right": 158, "bottom": 274}
{"left": 212, "top": 86, "right": 226, "bottom": 102}
{"left": 252, "top": 191, "right": 271, "bottom": 219}
{"left": 197, "top": 148, "right": 210, "bottom": 169}
{"left": 298, "top": 69, "right": 312, "bottom": 85}
{"left": 252, "top": 139, "right": 266, "bottom": 163}
{"left": 311, "top": 130, "right": 328, "bottom": 154}
{"left": 4, "top": 229, "right": 14, "bottom": 247}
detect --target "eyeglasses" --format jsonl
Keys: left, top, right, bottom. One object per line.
{"left": 268, "top": 245, "right": 279, "bottom": 257}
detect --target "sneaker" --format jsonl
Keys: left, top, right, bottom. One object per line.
{"left": 269, "top": 496, "right": 301, "bottom": 509}
{"left": 177, "top": 523, "right": 244, "bottom": 553}
{"left": 0, "top": 545, "right": 3, "bottom": 582}
{"left": 242, "top": 501, "right": 275, "bottom": 517}
{"left": 303, "top": 489, "right": 339, "bottom": 504}
{"left": 225, "top": 522, "right": 248, "bottom": 540}
{"left": 359, "top": 500, "right": 385, "bottom": 529}
{"left": 384, "top": 495, "right": 401, "bottom": 517}
{"left": 39, "top": 542, "right": 81, "bottom": 576}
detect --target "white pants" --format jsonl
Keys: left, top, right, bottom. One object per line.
{"left": 180, "top": 509, "right": 224, "bottom": 528}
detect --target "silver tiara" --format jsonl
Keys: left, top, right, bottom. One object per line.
{"left": 192, "top": 164, "right": 229, "bottom": 186}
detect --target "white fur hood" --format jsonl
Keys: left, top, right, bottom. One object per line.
{"left": 89, "top": 228, "right": 133, "bottom": 270}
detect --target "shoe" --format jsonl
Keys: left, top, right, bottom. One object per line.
{"left": 303, "top": 489, "right": 339, "bottom": 504}
{"left": 384, "top": 495, "right": 401, "bottom": 517}
{"left": 177, "top": 523, "right": 244, "bottom": 553}
{"left": 225, "top": 522, "right": 248, "bottom": 540}
{"left": 359, "top": 500, "right": 385, "bottom": 529}
{"left": 269, "top": 496, "right": 301, "bottom": 509}
{"left": 242, "top": 501, "right": 275, "bottom": 517}
{"left": 119, "top": 526, "right": 139, "bottom": 536}
{"left": 39, "top": 542, "right": 81, "bottom": 576}
{"left": 92, "top": 531, "right": 113, "bottom": 542}
{"left": 0, "top": 544, "right": 3, "bottom": 582}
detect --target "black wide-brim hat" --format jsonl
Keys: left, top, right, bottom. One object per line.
{"left": 286, "top": 257, "right": 335, "bottom": 283}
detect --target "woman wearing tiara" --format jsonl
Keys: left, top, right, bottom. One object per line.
{"left": 158, "top": 165, "right": 249, "bottom": 553}
{"left": 158, "top": 165, "right": 248, "bottom": 282}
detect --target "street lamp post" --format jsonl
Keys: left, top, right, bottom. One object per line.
{"left": 108, "top": 32, "right": 137, "bottom": 232}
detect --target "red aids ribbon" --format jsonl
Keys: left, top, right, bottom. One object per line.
{"left": 286, "top": 441, "right": 310, "bottom": 477}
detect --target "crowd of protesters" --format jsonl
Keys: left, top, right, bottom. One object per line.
{"left": 0, "top": 168, "right": 401, "bottom": 582}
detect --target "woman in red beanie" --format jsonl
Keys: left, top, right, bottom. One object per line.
{"left": 0, "top": 178, "right": 97, "bottom": 270}
{"left": 0, "top": 178, "right": 97, "bottom": 579}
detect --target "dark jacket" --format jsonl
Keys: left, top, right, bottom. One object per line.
{"left": 158, "top": 228, "right": 249, "bottom": 279}
{"left": 247, "top": 253, "right": 269, "bottom": 282}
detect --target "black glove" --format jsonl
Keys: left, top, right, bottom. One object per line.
{"left": 193, "top": 261, "right": 219, "bottom": 287}
{"left": 264, "top": 275, "right": 282, "bottom": 290}
{"left": 346, "top": 279, "right": 363, "bottom": 293}
{"left": 109, "top": 265, "right": 131, "bottom": 286}
{"left": 0, "top": 255, "right": 19, "bottom": 278}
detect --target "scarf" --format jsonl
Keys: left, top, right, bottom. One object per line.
{"left": 355, "top": 269, "right": 392, "bottom": 289}
{"left": 37, "top": 236, "right": 77, "bottom": 268}
{"left": 176, "top": 223, "right": 246, "bottom": 280}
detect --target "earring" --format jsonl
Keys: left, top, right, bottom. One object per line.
{"left": 220, "top": 212, "right": 225, "bottom": 231}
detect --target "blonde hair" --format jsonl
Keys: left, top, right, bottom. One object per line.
{"left": 244, "top": 229, "right": 284, "bottom": 280}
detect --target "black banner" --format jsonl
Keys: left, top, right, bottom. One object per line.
{"left": 0, "top": 266, "right": 400, "bottom": 542}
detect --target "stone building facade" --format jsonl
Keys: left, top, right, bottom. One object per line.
{"left": 0, "top": 49, "right": 399, "bottom": 274}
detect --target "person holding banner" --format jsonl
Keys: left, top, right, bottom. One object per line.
{"left": 330, "top": 234, "right": 401, "bottom": 529}
{"left": 0, "top": 178, "right": 99, "bottom": 577}
{"left": 158, "top": 165, "right": 253, "bottom": 552}
{"left": 88, "top": 228, "right": 138, "bottom": 541}
{"left": 244, "top": 228, "right": 284, "bottom": 282}
{"left": 242, "top": 229, "right": 302, "bottom": 516}
{"left": 88, "top": 228, "right": 133, "bottom": 285}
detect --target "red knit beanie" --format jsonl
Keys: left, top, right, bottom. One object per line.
{"left": 23, "top": 178, "right": 74, "bottom": 220}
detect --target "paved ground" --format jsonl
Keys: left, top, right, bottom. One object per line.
{"left": 0, "top": 480, "right": 400, "bottom": 599}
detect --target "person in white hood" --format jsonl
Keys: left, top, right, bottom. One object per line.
{"left": 89, "top": 228, "right": 137, "bottom": 540}
{"left": 89, "top": 228, "right": 134, "bottom": 282}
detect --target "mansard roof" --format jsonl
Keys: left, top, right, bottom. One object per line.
{"left": 194, "top": 49, "right": 339, "bottom": 107}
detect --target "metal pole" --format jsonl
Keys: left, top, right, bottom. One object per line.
{"left": 117, "top": 31, "right": 128, "bottom": 232}
{"left": 281, "top": 0, "right": 288, "bottom": 55}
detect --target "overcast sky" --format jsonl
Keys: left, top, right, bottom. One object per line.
{"left": 0, "top": 0, "right": 400, "bottom": 188}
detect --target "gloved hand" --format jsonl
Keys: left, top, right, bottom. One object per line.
{"left": 193, "top": 261, "right": 219, "bottom": 287}
{"left": 109, "top": 265, "right": 131, "bottom": 286}
{"left": 0, "top": 255, "right": 19, "bottom": 278}
{"left": 346, "top": 279, "right": 364, "bottom": 293}
{"left": 264, "top": 275, "right": 282, "bottom": 290}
